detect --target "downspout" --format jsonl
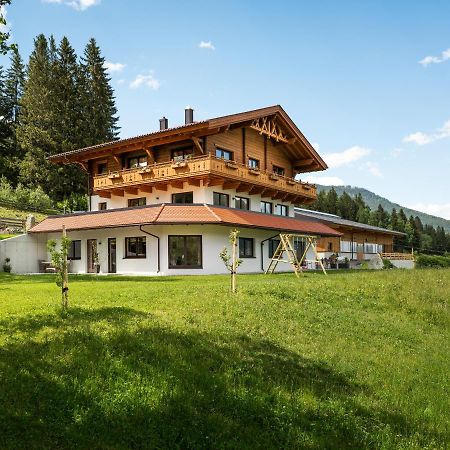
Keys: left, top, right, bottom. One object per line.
{"left": 139, "top": 225, "right": 160, "bottom": 273}
{"left": 260, "top": 233, "right": 281, "bottom": 271}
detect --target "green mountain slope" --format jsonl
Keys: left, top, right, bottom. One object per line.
{"left": 316, "top": 185, "right": 450, "bottom": 232}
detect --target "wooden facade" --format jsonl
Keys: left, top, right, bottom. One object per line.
{"left": 50, "top": 106, "right": 327, "bottom": 206}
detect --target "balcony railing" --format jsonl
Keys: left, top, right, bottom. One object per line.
{"left": 93, "top": 154, "right": 317, "bottom": 199}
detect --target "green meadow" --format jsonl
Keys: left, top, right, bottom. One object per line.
{"left": 0, "top": 269, "right": 448, "bottom": 449}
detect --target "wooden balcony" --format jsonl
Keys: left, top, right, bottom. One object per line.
{"left": 93, "top": 154, "right": 317, "bottom": 203}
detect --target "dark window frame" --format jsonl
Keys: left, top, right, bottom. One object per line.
{"left": 213, "top": 192, "right": 229, "bottom": 207}
{"left": 248, "top": 158, "right": 260, "bottom": 169}
{"left": 124, "top": 236, "right": 147, "bottom": 259}
{"left": 276, "top": 204, "right": 289, "bottom": 216}
{"left": 98, "top": 202, "right": 107, "bottom": 211}
{"left": 168, "top": 235, "right": 203, "bottom": 269}
{"left": 96, "top": 162, "right": 108, "bottom": 175}
{"left": 273, "top": 165, "right": 285, "bottom": 176}
{"left": 172, "top": 192, "right": 194, "bottom": 204}
{"left": 126, "top": 154, "right": 148, "bottom": 169}
{"left": 171, "top": 146, "right": 194, "bottom": 161}
{"left": 260, "top": 201, "right": 273, "bottom": 214}
{"left": 239, "top": 237, "right": 255, "bottom": 258}
{"left": 215, "top": 147, "right": 233, "bottom": 161}
{"left": 128, "top": 197, "right": 147, "bottom": 207}
{"left": 235, "top": 196, "right": 250, "bottom": 210}
{"left": 268, "top": 238, "right": 281, "bottom": 258}
{"left": 68, "top": 240, "right": 81, "bottom": 260}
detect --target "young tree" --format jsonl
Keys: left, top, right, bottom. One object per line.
{"left": 325, "top": 188, "right": 338, "bottom": 215}
{"left": 47, "top": 226, "right": 70, "bottom": 309}
{"left": 219, "top": 229, "right": 242, "bottom": 293}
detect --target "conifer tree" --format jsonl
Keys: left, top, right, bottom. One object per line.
{"left": 80, "top": 38, "right": 119, "bottom": 146}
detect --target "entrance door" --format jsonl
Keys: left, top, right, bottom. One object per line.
{"left": 87, "top": 239, "right": 97, "bottom": 273}
{"left": 108, "top": 238, "right": 117, "bottom": 273}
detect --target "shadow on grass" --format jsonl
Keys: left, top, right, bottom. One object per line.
{"left": 0, "top": 307, "right": 444, "bottom": 449}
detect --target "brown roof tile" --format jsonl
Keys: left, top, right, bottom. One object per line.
{"left": 30, "top": 204, "right": 341, "bottom": 237}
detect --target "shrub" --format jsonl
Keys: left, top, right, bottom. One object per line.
{"left": 416, "top": 254, "right": 450, "bottom": 268}
{"left": 382, "top": 259, "right": 394, "bottom": 269}
{"left": 2, "top": 257, "right": 11, "bottom": 273}
{"left": 0, "top": 178, "right": 54, "bottom": 211}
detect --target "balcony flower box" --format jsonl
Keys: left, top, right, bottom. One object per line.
{"left": 171, "top": 160, "right": 187, "bottom": 168}
{"left": 138, "top": 166, "right": 153, "bottom": 174}
{"left": 225, "top": 161, "right": 238, "bottom": 169}
{"left": 269, "top": 173, "right": 279, "bottom": 181}
{"left": 286, "top": 179, "right": 296, "bottom": 185}
{"left": 108, "top": 172, "right": 121, "bottom": 179}
{"left": 248, "top": 168, "right": 260, "bottom": 175}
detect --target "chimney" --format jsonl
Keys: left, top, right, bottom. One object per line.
{"left": 159, "top": 116, "right": 168, "bottom": 130}
{"left": 185, "top": 107, "right": 194, "bottom": 125}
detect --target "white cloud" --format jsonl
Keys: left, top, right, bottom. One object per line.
{"left": 104, "top": 61, "right": 125, "bottom": 73}
{"left": 408, "top": 202, "right": 450, "bottom": 220}
{"left": 323, "top": 146, "right": 371, "bottom": 168}
{"left": 311, "top": 142, "right": 320, "bottom": 151}
{"left": 403, "top": 119, "right": 450, "bottom": 145}
{"left": 42, "top": 0, "right": 100, "bottom": 11}
{"left": 198, "top": 40, "right": 215, "bottom": 50}
{"left": 301, "top": 175, "right": 345, "bottom": 186}
{"left": 0, "top": 5, "right": 9, "bottom": 33}
{"left": 129, "top": 72, "right": 160, "bottom": 90}
{"left": 419, "top": 47, "right": 450, "bottom": 66}
{"left": 117, "top": 79, "right": 125, "bottom": 85}
{"left": 365, "top": 161, "right": 382, "bottom": 177}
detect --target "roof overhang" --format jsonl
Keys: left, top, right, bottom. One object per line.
{"left": 48, "top": 105, "right": 327, "bottom": 173}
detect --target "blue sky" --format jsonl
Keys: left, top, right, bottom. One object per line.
{"left": 2, "top": 0, "right": 450, "bottom": 218}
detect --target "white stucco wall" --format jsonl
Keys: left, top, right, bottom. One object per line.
{"left": 42, "top": 224, "right": 316, "bottom": 276}
{"left": 0, "top": 234, "right": 48, "bottom": 274}
{"left": 90, "top": 182, "right": 295, "bottom": 217}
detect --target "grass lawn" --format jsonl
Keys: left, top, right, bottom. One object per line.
{"left": 0, "top": 205, "right": 47, "bottom": 222}
{"left": 0, "top": 269, "right": 448, "bottom": 449}
{"left": 0, "top": 234, "right": 18, "bottom": 240}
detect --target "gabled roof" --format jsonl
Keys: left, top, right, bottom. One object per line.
{"left": 48, "top": 105, "right": 327, "bottom": 172}
{"left": 294, "top": 208, "right": 406, "bottom": 236}
{"left": 30, "top": 203, "right": 341, "bottom": 236}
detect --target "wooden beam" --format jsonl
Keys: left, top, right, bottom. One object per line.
{"left": 236, "top": 183, "right": 251, "bottom": 193}
{"left": 144, "top": 147, "right": 155, "bottom": 164}
{"left": 188, "top": 178, "right": 201, "bottom": 187}
{"left": 261, "top": 188, "right": 276, "bottom": 199}
{"left": 293, "top": 159, "right": 314, "bottom": 167}
{"left": 96, "top": 191, "right": 111, "bottom": 199}
{"left": 111, "top": 154, "right": 122, "bottom": 170}
{"left": 205, "top": 177, "right": 224, "bottom": 187}
{"left": 222, "top": 180, "right": 241, "bottom": 190}
{"left": 248, "top": 185, "right": 264, "bottom": 195}
{"left": 111, "top": 189, "right": 124, "bottom": 197}
{"left": 76, "top": 161, "right": 89, "bottom": 172}
{"left": 170, "top": 181, "right": 184, "bottom": 190}
{"left": 192, "top": 136, "right": 204, "bottom": 154}
{"left": 124, "top": 187, "right": 138, "bottom": 196}
{"left": 154, "top": 184, "right": 168, "bottom": 191}
{"left": 139, "top": 185, "right": 153, "bottom": 193}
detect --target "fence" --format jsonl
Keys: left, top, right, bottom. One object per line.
{"left": 0, "top": 199, "right": 62, "bottom": 215}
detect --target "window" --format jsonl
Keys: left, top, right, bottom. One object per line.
{"left": 125, "top": 237, "right": 146, "bottom": 258}
{"left": 260, "top": 201, "right": 273, "bottom": 214}
{"left": 248, "top": 158, "right": 259, "bottom": 169}
{"left": 98, "top": 202, "right": 107, "bottom": 211}
{"left": 172, "top": 192, "right": 194, "bottom": 204}
{"left": 364, "top": 243, "right": 378, "bottom": 254}
{"left": 128, "top": 197, "right": 146, "bottom": 207}
{"left": 276, "top": 204, "right": 289, "bottom": 216}
{"left": 168, "top": 235, "right": 202, "bottom": 268}
{"left": 239, "top": 237, "right": 254, "bottom": 258}
{"left": 171, "top": 147, "right": 193, "bottom": 161}
{"left": 273, "top": 165, "right": 285, "bottom": 176}
{"left": 235, "top": 196, "right": 250, "bottom": 210}
{"left": 97, "top": 162, "right": 107, "bottom": 175}
{"left": 68, "top": 240, "right": 81, "bottom": 260}
{"left": 340, "top": 241, "right": 352, "bottom": 252}
{"left": 215, "top": 148, "right": 233, "bottom": 160}
{"left": 213, "top": 192, "right": 229, "bottom": 207}
{"left": 328, "top": 242, "right": 333, "bottom": 251}
{"left": 127, "top": 155, "right": 147, "bottom": 168}
{"left": 268, "top": 239, "right": 280, "bottom": 258}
